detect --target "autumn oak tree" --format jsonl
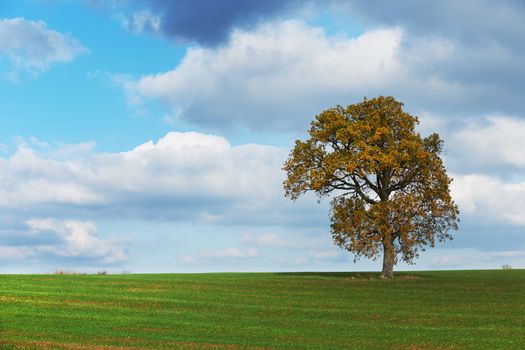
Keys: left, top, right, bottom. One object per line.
{"left": 283, "top": 96, "right": 459, "bottom": 278}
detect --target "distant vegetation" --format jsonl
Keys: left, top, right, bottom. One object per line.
{"left": 1, "top": 270, "right": 523, "bottom": 349}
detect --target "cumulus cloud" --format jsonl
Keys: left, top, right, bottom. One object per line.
{"left": 1, "top": 125, "right": 523, "bottom": 271}
{"left": 125, "top": 18, "right": 521, "bottom": 132}
{"left": 0, "top": 131, "right": 325, "bottom": 227}
{"left": 126, "top": 20, "right": 403, "bottom": 131}
{"left": 0, "top": 124, "right": 522, "bottom": 249}
{"left": 442, "top": 116, "right": 525, "bottom": 228}
{"left": 450, "top": 116, "right": 525, "bottom": 172}
{"left": 0, "top": 17, "right": 86, "bottom": 78}
{"left": 342, "top": 0, "right": 525, "bottom": 116}
{"left": 115, "top": 0, "right": 525, "bottom": 132}
{"left": 451, "top": 174, "right": 525, "bottom": 227}
{"left": 0, "top": 146, "right": 104, "bottom": 207}
{"left": 0, "top": 219, "right": 127, "bottom": 265}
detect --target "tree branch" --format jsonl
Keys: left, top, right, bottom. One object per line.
{"left": 350, "top": 175, "right": 378, "bottom": 205}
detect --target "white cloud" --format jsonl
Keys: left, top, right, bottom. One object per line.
{"left": 119, "top": 10, "right": 161, "bottom": 34}
{"left": 339, "top": 1, "right": 525, "bottom": 116}
{"left": 0, "top": 219, "right": 127, "bottom": 264}
{"left": 125, "top": 20, "right": 403, "bottom": 130}
{"left": 452, "top": 116, "right": 525, "bottom": 170}
{"left": 4, "top": 124, "right": 524, "bottom": 238}
{"left": 122, "top": 18, "right": 516, "bottom": 132}
{"left": 0, "top": 246, "right": 30, "bottom": 260}
{"left": 3, "top": 123, "right": 523, "bottom": 273}
{"left": 28, "top": 219, "right": 127, "bottom": 263}
{"left": 451, "top": 174, "right": 525, "bottom": 226}
{"left": 96, "top": 131, "right": 284, "bottom": 204}
{"left": 0, "top": 132, "right": 323, "bottom": 227}
{"left": 438, "top": 115, "right": 525, "bottom": 228}
{"left": 0, "top": 146, "right": 104, "bottom": 207}
{"left": 0, "top": 18, "right": 86, "bottom": 77}
{"left": 117, "top": 11, "right": 525, "bottom": 135}
{"left": 241, "top": 233, "right": 291, "bottom": 248}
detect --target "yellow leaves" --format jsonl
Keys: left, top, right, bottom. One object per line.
{"left": 309, "top": 168, "right": 326, "bottom": 191}
{"left": 284, "top": 96, "right": 459, "bottom": 264}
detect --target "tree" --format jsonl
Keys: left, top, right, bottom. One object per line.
{"left": 283, "top": 96, "right": 459, "bottom": 278}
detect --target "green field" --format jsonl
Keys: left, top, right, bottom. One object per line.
{"left": 0, "top": 270, "right": 523, "bottom": 349}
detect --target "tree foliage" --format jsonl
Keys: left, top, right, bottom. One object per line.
{"left": 283, "top": 96, "right": 459, "bottom": 278}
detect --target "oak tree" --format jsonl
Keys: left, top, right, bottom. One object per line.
{"left": 283, "top": 96, "right": 459, "bottom": 278}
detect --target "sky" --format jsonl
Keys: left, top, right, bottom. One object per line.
{"left": 0, "top": 0, "right": 524, "bottom": 273}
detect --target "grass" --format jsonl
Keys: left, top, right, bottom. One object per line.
{"left": 0, "top": 270, "right": 523, "bottom": 349}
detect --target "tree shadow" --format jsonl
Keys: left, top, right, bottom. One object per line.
{"left": 274, "top": 271, "right": 425, "bottom": 281}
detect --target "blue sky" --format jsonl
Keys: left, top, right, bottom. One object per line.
{"left": 1, "top": 0, "right": 524, "bottom": 273}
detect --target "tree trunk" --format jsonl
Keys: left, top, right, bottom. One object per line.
{"left": 380, "top": 240, "right": 395, "bottom": 279}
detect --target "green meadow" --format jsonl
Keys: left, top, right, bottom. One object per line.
{"left": 0, "top": 270, "right": 523, "bottom": 349}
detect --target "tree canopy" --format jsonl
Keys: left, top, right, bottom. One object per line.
{"left": 283, "top": 96, "right": 459, "bottom": 278}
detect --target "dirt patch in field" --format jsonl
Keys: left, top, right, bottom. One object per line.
{"left": 406, "top": 343, "right": 457, "bottom": 350}
{"left": 62, "top": 299, "right": 118, "bottom": 307}
{"left": 0, "top": 295, "right": 44, "bottom": 304}
{"left": 0, "top": 295, "right": 19, "bottom": 302}
{"left": 140, "top": 328, "right": 171, "bottom": 333}
{"left": 166, "top": 341, "right": 275, "bottom": 349}
{"left": 123, "top": 289, "right": 167, "bottom": 294}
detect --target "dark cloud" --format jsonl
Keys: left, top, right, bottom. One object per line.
{"left": 127, "top": 0, "right": 305, "bottom": 46}
{"left": 344, "top": 0, "right": 525, "bottom": 117}
{"left": 347, "top": 0, "right": 525, "bottom": 49}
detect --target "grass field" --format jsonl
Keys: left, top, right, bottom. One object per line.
{"left": 0, "top": 270, "right": 523, "bottom": 349}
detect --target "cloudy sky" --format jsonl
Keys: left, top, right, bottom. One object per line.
{"left": 0, "top": 0, "right": 524, "bottom": 273}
